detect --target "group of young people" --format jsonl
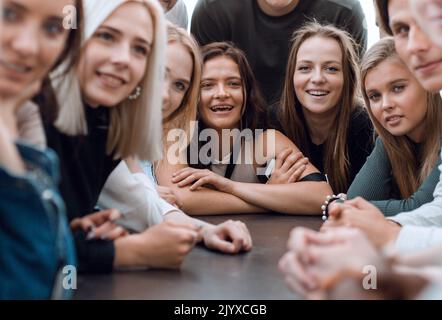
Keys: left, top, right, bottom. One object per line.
{"left": 1, "top": 0, "right": 441, "bottom": 299}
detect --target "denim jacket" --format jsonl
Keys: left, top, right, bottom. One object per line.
{"left": 0, "top": 142, "right": 76, "bottom": 299}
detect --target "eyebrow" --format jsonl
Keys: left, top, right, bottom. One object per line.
{"left": 297, "top": 60, "right": 342, "bottom": 65}
{"left": 366, "top": 78, "right": 409, "bottom": 90}
{"left": 201, "top": 76, "right": 241, "bottom": 81}
{"left": 99, "top": 25, "right": 152, "bottom": 48}
{"left": 8, "top": 1, "right": 28, "bottom": 13}
{"left": 9, "top": 1, "right": 65, "bottom": 20}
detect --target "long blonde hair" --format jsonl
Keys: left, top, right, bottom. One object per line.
{"left": 51, "top": 0, "right": 166, "bottom": 161}
{"left": 360, "top": 37, "right": 442, "bottom": 197}
{"left": 162, "top": 24, "right": 201, "bottom": 153}
{"left": 279, "top": 21, "right": 361, "bottom": 193}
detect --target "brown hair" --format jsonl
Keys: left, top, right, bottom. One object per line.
{"left": 37, "top": 0, "right": 84, "bottom": 123}
{"left": 162, "top": 24, "right": 201, "bottom": 149}
{"left": 278, "top": 21, "right": 362, "bottom": 193}
{"left": 360, "top": 37, "right": 442, "bottom": 197}
{"left": 199, "top": 42, "right": 268, "bottom": 132}
{"left": 375, "top": 0, "right": 393, "bottom": 35}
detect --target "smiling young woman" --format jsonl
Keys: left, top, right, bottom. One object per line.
{"left": 38, "top": 0, "right": 167, "bottom": 273}
{"left": 347, "top": 37, "right": 442, "bottom": 216}
{"left": 0, "top": 0, "right": 83, "bottom": 299}
{"left": 275, "top": 22, "right": 374, "bottom": 194}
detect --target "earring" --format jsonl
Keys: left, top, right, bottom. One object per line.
{"left": 128, "top": 86, "right": 141, "bottom": 100}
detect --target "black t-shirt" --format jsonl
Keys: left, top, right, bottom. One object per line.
{"left": 306, "top": 109, "right": 374, "bottom": 190}
{"left": 44, "top": 106, "right": 120, "bottom": 273}
{"left": 191, "top": 0, "right": 367, "bottom": 104}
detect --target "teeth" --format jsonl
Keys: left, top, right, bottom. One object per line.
{"left": 3, "top": 61, "right": 30, "bottom": 73}
{"left": 99, "top": 73, "right": 124, "bottom": 86}
{"left": 210, "top": 105, "right": 233, "bottom": 112}
{"left": 307, "top": 90, "right": 329, "bottom": 96}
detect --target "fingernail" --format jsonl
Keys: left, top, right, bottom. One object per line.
{"left": 86, "top": 229, "right": 96, "bottom": 241}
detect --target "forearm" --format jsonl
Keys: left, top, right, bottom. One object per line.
{"left": 348, "top": 139, "right": 392, "bottom": 201}
{"left": 164, "top": 210, "right": 212, "bottom": 229}
{"left": 230, "top": 181, "right": 332, "bottom": 214}
{"left": 173, "top": 187, "right": 266, "bottom": 215}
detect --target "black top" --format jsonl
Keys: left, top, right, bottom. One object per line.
{"left": 191, "top": 0, "right": 367, "bottom": 104}
{"left": 44, "top": 106, "right": 120, "bottom": 273}
{"left": 307, "top": 110, "right": 374, "bottom": 191}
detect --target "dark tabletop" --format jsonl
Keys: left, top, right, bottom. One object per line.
{"left": 74, "top": 214, "right": 322, "bottom": 300}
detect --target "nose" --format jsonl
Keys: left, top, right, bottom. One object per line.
{"left": 111, "top": 42, "right": 131, "bottom": 67}
{"left": 10, "top": 24, "right": 39, "bottom": 58}
{"left": 381, "top": 94, "right": 394, "bottom": 111}
{"left": 214, "top": 83, "right": 229, "bottom": 99}
{"left": 311, "top": 67, "right": 325, "bottom": 84}
{"left": 407, "top": 25, "right": 431, "bottom": 55}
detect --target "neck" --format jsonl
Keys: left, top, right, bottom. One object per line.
{"left": 407, "top": 125, "right": 425, "bottom": 144}
{"left": 257, "top": 0, "right": 299, "bottom": 16}
{"left": 0, "top": 97, "right": 20, "bottom": 140}
{"left": 303, "top": 110, "right": 336, "bottom": 145}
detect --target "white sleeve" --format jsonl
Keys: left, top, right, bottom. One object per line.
{"left": 98, "top": 161, "right": 177, "bottom": 232}
{"left": 389, "top": 152, "right": 442, "bottom": 227}
{"left": 394, "top": 225, "right": 442, "bottom": 253}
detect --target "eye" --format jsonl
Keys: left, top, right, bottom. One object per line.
{"left": 393, "top": 25, "right": 409, "bottom": 37}
{"left": 96, "top": 31, "right": 114, "bottom": 42}
{"left": 326, "top": 66, "right": 340, "bottom": 73}
{"left": 297, "top": 65, "right": 311, "bottom": 72}
{"left": 201, "top": 81, "right": 213, "bottom": 90}
{"left": 173, "top": 81, "right": 187, "bottom": 92}
{"left": 133, "top": 45, "right": 148, "bottom": 56}
{"left": 393, "top": 84, "right": 405, "bottom": 93}
{"left": 228, "top": 80, "right": 241, "bottom": 88}
{"left": 3, "top": 6, "right": 19, "bottom": 22}
{"left": 368, "top": 92, "right": 381, "bottom": 102}
{"left": 43, "top": 20, "right": 64, "bottom": 37}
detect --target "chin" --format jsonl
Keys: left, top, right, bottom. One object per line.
{"left": 422, "top": 78, "right": 442, "bottom": 93}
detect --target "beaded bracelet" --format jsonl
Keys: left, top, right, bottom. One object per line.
{"left": 321, "top": 193, "right": 347, "bottom": 221}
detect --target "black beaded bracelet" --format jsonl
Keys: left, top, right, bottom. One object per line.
{"left": 321, "top": 194, "right": 347, "bottom": 221}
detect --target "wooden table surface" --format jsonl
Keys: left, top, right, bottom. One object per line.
{"left": 74, "top": 214, "right": 322, "bottom": 300}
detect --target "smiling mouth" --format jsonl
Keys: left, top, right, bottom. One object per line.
{"left": 385, "top": 115, "right": 403, "bottom": 124}
{"left": 415, "top": 59, "right": 442, "bottom": 72}
{"left": 0, "top": 60, "right": 32, "bottom": 74}
{"left": 210, "top": 105, "right": 234, "bottom": 112}
{"left": 306, "top": 89, "right": 330, "bottom": 97}
{"left": 96, "top": 71, "right": 127, "bottom": 87}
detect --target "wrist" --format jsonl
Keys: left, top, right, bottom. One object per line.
{"left": 385, "top": 220, "right": 402, "bottom": 245}
{"left": 321, "top": 193, "right": 347, "bottom": 221}
{"left": 228, "top": 180, "right": 240, "bottom": 195}
{"left": 114, "top": 235, "right": 143, "bottom": 268}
